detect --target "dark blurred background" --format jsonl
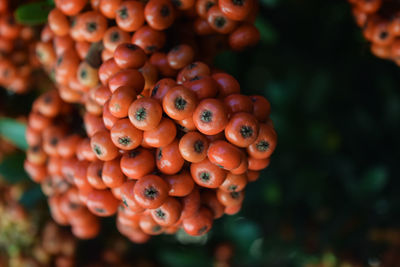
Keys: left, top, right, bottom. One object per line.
{"left": 212, "top": 0, "right": 400, "bottom": 265}
{"left": 2, "top": 0, "right": 400, "bottom": 266}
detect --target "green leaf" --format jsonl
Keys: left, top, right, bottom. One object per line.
{"left": 0, "top": 118, "right": 28, "bottom": 151}
{"left": 0, "top": 152, "right": 29, "bottom": 184}
{"left": 14, "top": 1, "right": 54, "bottom": 26}
{"left": 226, "top": 217, "right": 262, "bottom": 252}
{"left": 19, "top": 184, "right": 44, "bottom": 208}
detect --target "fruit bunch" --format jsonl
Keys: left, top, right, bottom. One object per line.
{"left": 25, "top": 49, "right": 277, "bottom": 241}
{"left": 24, "top": 0, "right": 274, "bottom": 243}
{"left": 35, "top": 0, "right": 260, "bottom": 103}
{"left": 0, "top": 0, "right": 38, "bottom": 93}
{"left": 30, "top": 221, "right": 77, "bottom": 267}
{"left": 348, "top": 0, "right": 400, "bottom": 65}
{"left": 25, "top": 91, "right": 103, "bottom": 240}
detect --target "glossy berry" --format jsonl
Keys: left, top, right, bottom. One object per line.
{"left": 91, "top": 130, "right": 119, "bottom": 161}
{"left": 182, "top": 206, "right": 213, "bottom": 236}
{"left": 144, "top": 0, "right": 176, "bottom": 30}
{"left": 179, "top": 131, "right": 209, "bottom": 163}
{"left": 219, "top": 0, "right": 253, "bottom": 21}
{"left": 224, "top": 112, "right": 259, "bottom": 147}
{"left": 114, "top": 43, "right": 147, "bottom": 69}
{"left": 128, "top": 97, "right": 163, "bottom": 131}
{"left": 86, "top": 189, "right": 120, "bottom": 216}
{"left": 120, "top": 147, "right": 156, "bottom": 178}
{"left": 116, "top": 1, "right": 145, "bottom": 32}
{"left": 207, "top": 140, "right": 242, "bottom": 170}
{"left": 164, "top": 171, "right": 195, "bottom": 196}
{"left": 193, "top": 98, "right": 228, "bottom": 135}
{"left": 163, "top": 85, "right": 198, "bottom": 120}
{"left": 190, "top": 158, "right": 227, "bottom": 188}
{"left": 110, "top": 118, "right": 143, "bottom": 150}
{"left": 134, "top": 174, "right": 169, "bottom": 209}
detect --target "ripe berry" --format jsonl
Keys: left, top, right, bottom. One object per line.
{"left": 114, "top": 43, "right": 147, "bottom": 70}
{"left": 182, "top": 206, "right": 213, "bottom": 236}
{"left": 143, "top": 117, "right": 177, "bottom": 147}
{"left": 247, "top": 123, "right": 277, "bottom": 159}
{"left": 109, "top": 86, "right": 137, "bottom": 118}
{"left": 87, "top": 189, "right": 120, "bottom": 216}
{"left": 218, "top": 0, "right": 253, "bottom": 21}
{"left": 163, "top": 85, "right": 198, "bottom": 120}
{"left": 133, "top": 174, "right": 169, "bottom": 209}
{"left": 190, "top": 158, "right": 227, "bottom": 188}
{"left": 48, "top": 8, "right": 70, "bottom": 36}
{"left": 207, "top": 6, "right": 237, "bottom": 34}
{"left": 179, "top": 131, "right": 209, "bottom": 163}
{"left": 128, "top": 97, "right": 163, "bottom": 131}
{"left": 193, "top": 98, "right": 228, "bottom": 135}
{"left": 120, "top": 148, "right": 155, "bottom": 179}
{"left": 90, "top": 130, "right": 119, "bottom": 161}
{"left": 167, "top": 44, "right": 195, "bottom": 70}
{"left": 150, "top": 197, "right": 182, "bottom": 226}
{"left": 103, "top": 26, "right": 131, "bottom": 52}
{"left": 224, "top": 112, "right": 259, "bottom": 147}
{"left": 132, "top": 26, "right": 166, "bottom": 54}
{"left": 156, "top": 139, "right": 185, "bottom": 174}
{"left": 116, "top": 1, "right": 145, "bottom": 32}
{"left": 144, "top": 0, "right": 176, "bottom": 30}
{"left": 110, "top": 118, "right": 143, "bottom": 150}
{"left": 207, "top": 140, "right": 242, "bottom": 170}
{"left": 164, "top": 171, "right": 195, "bottom": 196}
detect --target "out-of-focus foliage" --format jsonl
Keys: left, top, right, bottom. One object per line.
{"left": 15, "top": 1, "right": 54, "bottom": 25}
{"left": 0, "top": 119, "right": 27, "bottom": 151}
{"left": 2, "top": 0, "right": 400, "bottom": 266}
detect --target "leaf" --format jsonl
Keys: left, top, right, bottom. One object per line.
{"left": 14, "top": 1, "right": 54, "bottom": 26}
{"left": 19, "top": 184, "right": 44, "bottom": 209}
{"left": 0, "top": 152, "right": 29, "bottom": 184}
{"left": 226, "top": 217, "right": 262, "bottom": 252}
{"left": 0, "top": 118, "right": 28, "bottom": 151}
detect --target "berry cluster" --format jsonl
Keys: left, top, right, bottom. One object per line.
{"left": 36, "top": 0, "right": 260, "bottom": 103}
{"left": 25, "top": 52, "right": 277, "bottom": 241}
{"left": 34, "top": 221, "right": 77, "bottom": 267}
{"left": 25, "top": 0, "right": 274, "bottom": 243}
{"left": 25, "top": 91, "right": 102, "bottom": 240}
{"left": 348, "top": 0, "right": 400, "bottom": 65}
{"left": 0, "top": 0, "right": 38, "bottom": 93}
